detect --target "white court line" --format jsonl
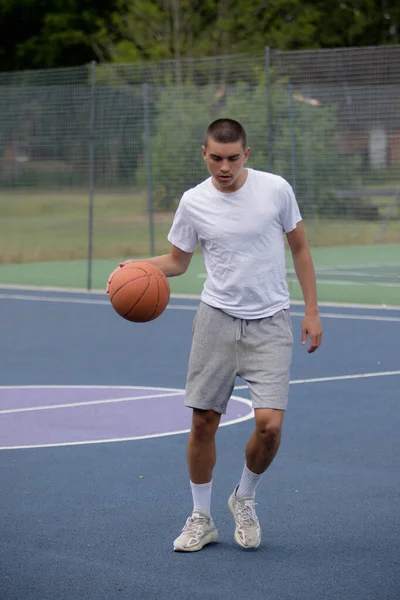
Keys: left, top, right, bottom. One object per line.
{"left": 1, "top": 285, "right": 400, "bottom": 310}
{"left": 199, "top": 273, "right": 400, "bottom": 287}
{"left": 312, "top": 270, "right": 400, "bottom": 279}
{"left": 290, "top": 311, "right": 400, "bottom": 322}
{"left": 288, "top": 278, "right": 400, "bottom": 288}
{"left": 0, "top": 372, "right": 398, "bottom": 450}
{"left": 233, "top": 370, "right": 400, "bottom": 390}
{"left": 2, "top": 371, "right": 399, "bottom": 414}
{"left": 0, "top": 391, "right": 182, "bottom": 415}
{"left": 0, "top": 389, "right": 254, "bottom": 451}
{"left": 0, "top": 384, "right": 180, "bottom": 390}
{"left": 0, "top": 292, "right": 196, "bottom": 311}
{"left": 288, "top": 262, "right": 400, "bottom": 273}
{"left": 1, "top": 292, "right": 400, "bottom": 320}
{"left": 0, "top": 293, "right": 107, "bottom": 305}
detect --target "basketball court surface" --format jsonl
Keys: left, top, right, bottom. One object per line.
{"left": 1, "top": 287, "right": 399, "bottom": 600}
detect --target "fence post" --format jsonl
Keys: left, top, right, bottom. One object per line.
{"left": 143, "top": 82, "right": 155, "bottom": 256}
{"left": 376, "top": 185, "right": 400, "bottom": 243}
{"left": 265, "top": 46, "right": 273, "bottom": 172}
{"left": 304, "top": 103, "right": 316, "bottom": 220}
{"left": 87, "top": 60, "right": 96, "bottom": 291}
{"left": 288, "top": 81, "right": 297, "bottom": 195}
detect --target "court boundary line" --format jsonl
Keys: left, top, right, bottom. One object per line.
{"left": 1, "top": 373, "right": 399, "bottom": 450}
{"left": 287, "top": 278, "right": 400, "bottom": 288}
{"left": 0, "top": 390, "right": 184, "bottom": 415}
{"left": 198, "top": 274, "right": 400, "bottom": 287}
{"left": 290, "top": 261, "right": 400, "bottom": 272}
{"left": 301, "top": 269, "right": 400, "bottom": 279}
{"left": 1, "top": 292, "right": 400, "bottom": 320}
{"left": 0, "top": 386, "right": 254, "bottom": 451}
{"left": 0, "top": 284, "right": 399, "bottom": 310}
{"left": 234, "top": 370, "right": 400, "bottom": 389}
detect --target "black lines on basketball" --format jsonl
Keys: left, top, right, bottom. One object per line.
{"left": 108, "top": 262, "right": 171, "bottom": 323}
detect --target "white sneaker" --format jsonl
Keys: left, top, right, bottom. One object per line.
{"left": 228, "top": 485, "right": 261, "bottom": 549}
{"left": 173, "top": 510, "right": 219, "bottom": 552}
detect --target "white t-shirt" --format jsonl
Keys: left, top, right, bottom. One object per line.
{"left": 167, "top": 168, "right": 302, "bottom": 319}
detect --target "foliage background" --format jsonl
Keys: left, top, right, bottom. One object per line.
{"left": 0, "top": 0, "right": 399, "bottom": 71}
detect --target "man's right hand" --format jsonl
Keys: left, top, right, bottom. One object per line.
{"left": 106, "top": 263, "right": 128, "bottom": 294}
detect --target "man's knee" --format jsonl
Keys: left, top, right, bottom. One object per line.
{"left": 254, "top": 409, "right": 284, "bottom": 443}
{"left": 191, "top": 409, "right": 221, "bottom": 440}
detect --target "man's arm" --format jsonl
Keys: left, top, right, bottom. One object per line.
{"left": 123, "top": 245, "right": 193, "bottom": 277}
{"left": 106, "top": 245, "right": 193, "bottom": 293}
{"left": 286, "top": 222, "right": 322, "bottom": 353}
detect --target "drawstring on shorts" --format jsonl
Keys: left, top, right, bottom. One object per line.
{"left": 233, "top": 317, "right": 249, "bottom": 341}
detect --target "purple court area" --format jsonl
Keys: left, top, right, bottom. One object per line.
{"left": 0, "top": 386, "right": 253, "bottom": 448}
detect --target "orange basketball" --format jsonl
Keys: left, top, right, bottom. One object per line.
{"left": 108, "top": 262, "right": 170, "bottom": 323}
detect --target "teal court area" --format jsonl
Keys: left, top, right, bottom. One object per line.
{"left": 0, "top": 243, "right": 399, "bottom": 306}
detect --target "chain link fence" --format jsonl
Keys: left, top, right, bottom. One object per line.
{"left": 0, "top": 46, "right": 399, "bottom": 289}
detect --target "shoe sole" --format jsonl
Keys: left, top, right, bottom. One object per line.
{"left": 173, "top": 529, "right": 219, "bottom": 552}
{"left": 228, "top": 495, "right": 261, "bottom": 549}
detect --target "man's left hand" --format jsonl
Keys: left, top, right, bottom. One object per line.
{"left": 301, "top": 314, "right": 323, "bottom": 353}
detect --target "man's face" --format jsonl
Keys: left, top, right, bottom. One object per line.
{"left": 202, "top": 138, "right": 250, "bottom": 193}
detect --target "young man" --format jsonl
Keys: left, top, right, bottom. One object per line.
{"left": 107, "top": 118, "right": 322, "bottom": 552}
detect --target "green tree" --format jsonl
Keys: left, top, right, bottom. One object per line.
{"left": 137, "top": 85, "right": 212, "bottom": 209}
{"left": 111, "top": 0, "right": 218, "bottom": 64}
{"left": 1, "top": 0, "right": 400, "bottom": 71}
{"left": 0, "top": 0, "right": 125, "bottom": 70}
{"left": 313, "top": 0, "right": 400, "bottom": 47}
{"left": 138, "top": 79, "right": 361, "bottom": 217}
{"left": 112, "top": 0, "right": 400, "bottom": 64}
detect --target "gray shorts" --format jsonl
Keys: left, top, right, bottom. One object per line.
{"left": 185, "top": 302, "right": 293, "bottom": 414}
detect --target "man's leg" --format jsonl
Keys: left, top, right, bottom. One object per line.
{"left": 174, "top": 303, "right": 236, "bottom": 552}
{"left": 187, "top": 408, "right": 221, "bottom": 517}
{"left": 230, "top": 310, "right": 293, "bottom": 548}
{"left": 173, "top": 408, "right": 221, "bottom": 552}
{"left": 228, "top": 409, "right": 284, "bottom": 549}
{"left": 243, "top": 408, "right": 284, "bottom": 476}
{"left": 187, "top": 408, "right": 221, "bottom": 483}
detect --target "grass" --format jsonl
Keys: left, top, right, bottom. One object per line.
{"left": 0, "top": 189, "right": 172, "bottom": 262}
{"left": 362, "top": 182, "right": 400, "bottom": 219}
{"left": 0, "top": 189, "right": 399, "bottom": 264}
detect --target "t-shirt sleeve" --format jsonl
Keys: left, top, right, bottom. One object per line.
{"left": 167, "top": 196, "right": 199, "bottom": 253}
{"left": 279, "top": 179, "right": 302, "bottom": 233}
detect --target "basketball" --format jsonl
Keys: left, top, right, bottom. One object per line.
{"left": 108, "top": 262, "right": 170, "bottom": 323}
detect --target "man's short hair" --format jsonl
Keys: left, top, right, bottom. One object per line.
{"left": 204, "top": 118, "right": 247, "bottom": 148}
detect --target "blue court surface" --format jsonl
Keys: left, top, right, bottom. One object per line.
{"left": 1, "top": 287, "right": 399, "bottom": 600}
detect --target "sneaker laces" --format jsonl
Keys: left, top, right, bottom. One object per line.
{"left": 236, "top": 500, "right": 258, "bottom": 526}
{"left": 181, "top": 512, "right": 208, "bottom": 535}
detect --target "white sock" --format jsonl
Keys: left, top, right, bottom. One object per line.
{"left": 236, "top": 464, "right": 262, "bottom": 499}
{"left": 190, "top": 480, "right": 212, "bottom": 517}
